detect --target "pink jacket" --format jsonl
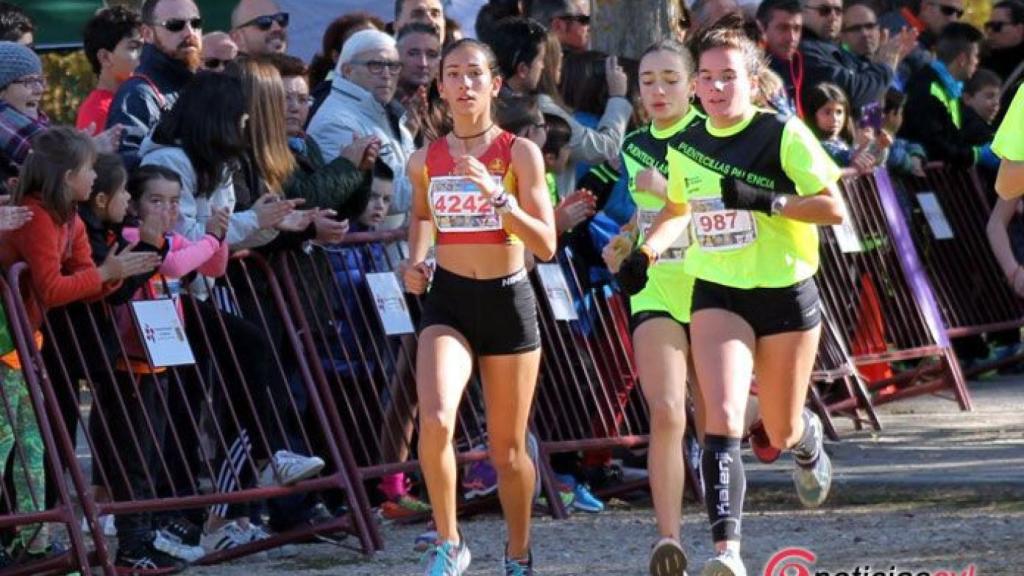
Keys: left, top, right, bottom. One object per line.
{"left": 116, "top": 229, "right": 229, "bottom": 365}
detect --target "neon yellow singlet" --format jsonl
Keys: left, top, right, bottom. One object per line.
{"left": 625, "top": 108, "right": 702, "bottom": 323}
{"left": 666, "top": 110, "right": 841, "bottom": 289}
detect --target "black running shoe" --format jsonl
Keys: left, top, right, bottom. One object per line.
{"left": 503, "top": 547, "right": 533, "bottom": 576}
{"left": 158, "top": 516, "right": 202, "bottom": 547}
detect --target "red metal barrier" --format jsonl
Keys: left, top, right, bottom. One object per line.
{"left": 3, "top": 251, "right": 375, "bottom": 574}
{"left": 528, "top": 248, "right": 704, "bottom": 513}
{"left": 891, "top": 164, "right": 1024, "bottom": 375}
{"left": 817, "top": 169, "right": 972, "bottom": 410}
{"left": 275, "top": 233, "right": 546, "bottom": 540}
{"left": 0, "top": 273, "right": 93, "bottom": 576}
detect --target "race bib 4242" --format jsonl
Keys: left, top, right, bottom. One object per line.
{"left": 429, "top": 175, "right": 503, "bottom": 232}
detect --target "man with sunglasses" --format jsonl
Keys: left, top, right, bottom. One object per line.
{"left": 107, "top": 0, "right": 203, "bottom": 167}
{"left": 981, "top": 0, "right": 1024, "bottom": 83}
{"left": 201, "top": 31, "right": 239, "bottom": 72}
{"left": 529, "top": 0, "right": 591, "bottom": 52}
{"left": 230, "top": 0, "right": 288, "bottom": 56}
{"left": 799, "top": 0, "right": 898, "bottom": 114}
{"left": 308, "top": 29, "right": 414, "bottom": 230}
{"left": 841, "top": 3, "right": 881, "bottom": 58}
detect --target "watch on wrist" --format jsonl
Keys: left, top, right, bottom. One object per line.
{"left": 495, "top": 193, "right": 518, "bottom": 215}
{"left": 770, "top": 194, "right": 790, "bottom": 216}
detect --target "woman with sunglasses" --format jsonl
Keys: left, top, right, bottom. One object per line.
{"left": 308, "top": 29, "right": 415, "bottom": 230}
{"left": 404, "top": 38, "right": 555, "bottom": 576}
{"left": 637, "top": 20, "right": 844, "bottom": 576}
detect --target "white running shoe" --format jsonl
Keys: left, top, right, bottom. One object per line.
{"left": 154, "top": 528, "right": 206, "bottom": 563}
{"left": 792, "top": 413, "right": 832, "bottom": 508}
{"left": 421, "top": 539, "right": 471, "bottom": 575}
{"left": 200, "top": 521, "right": 251, "bottom": 556}
{"left": 268, "top": 450, "right": 326, "bottom": 486}
{"left": 701, "top": 549, "right": 746, "bottom": 576}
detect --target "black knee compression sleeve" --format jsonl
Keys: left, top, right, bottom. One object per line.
{"left": 702, "top": 434, "right": 745, "bottom": 543}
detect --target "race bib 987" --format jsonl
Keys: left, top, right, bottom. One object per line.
{"left": 690, "top": 198, "right": 757, "bottom": 251}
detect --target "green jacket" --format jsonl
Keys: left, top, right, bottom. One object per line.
{"left": 285, "top": 136, "right": 371, "bottom": 222}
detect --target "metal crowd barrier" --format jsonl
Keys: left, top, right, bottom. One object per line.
{"left": 274, "top": 230, "right": 561, "bottom": 545}
{"left": 0, "top": 274, "right": 92, "bottom": 576}
{"left": 891, "top": 163, "right": 1024, "bottom": 376}
{"left": 3, "top": 251, "right": 375, "bottom": 575}
{"left": 528, "top": 248, "right": 704, "bottom": 514}
{"left": 810, "top": 312, "right": 881, "bottom": 435}
{"left": 817, "top": 168, "right": 972, "bottom": 410}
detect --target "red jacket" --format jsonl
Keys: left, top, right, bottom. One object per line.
{"left": 0, "top": 196, "right": 116, "bottom": 328}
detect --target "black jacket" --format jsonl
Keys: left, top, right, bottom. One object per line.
{"left": 981, "top": 44, "right": 1024, "bottom": 86}
{"left": 799, "top": 29, "right": 893, "bottom": 114}
{"left": 898, "top": 64, "right": 976, "bottom": 167}
{"left": 78, "top": 204, "right": 166, "bottom": 305}
{"left": 107, "top": 44, "right": 194, "bottom": 168}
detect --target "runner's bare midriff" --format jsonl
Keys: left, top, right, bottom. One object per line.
{"left": 436, "top": 243, "right": 525, "bottom": 279}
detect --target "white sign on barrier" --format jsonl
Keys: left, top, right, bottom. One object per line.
{"left": 130, "top": 299, "right": 195, "bottom": 367}
{"left": 536, "top": 264, "right": 578, "bottom": 322}
{"left": 366, "top": 272, "right": 416, "bottom": 335}
{"left": 916, "top": 192, "right": 954, "bottom": 240}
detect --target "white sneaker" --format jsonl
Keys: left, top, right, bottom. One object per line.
{"left": 267, "top": 450, "right": 326, "bottom": 486}
{"left": 247, "top": 523, "right": 299, "bottom": 559}
{"left": 701, "top": 549, "right": 746, "bottom": 576}
{"left": 200, "top": 521, "right": 251, "bottom": 555}
{"left": 154, "top": 528, "right": 206, "bottom": 563}
{"left": 793, "top": 413, "right": 832, "bottom": 508}
{"left": 421, "top": 539, "right": 471, "bottom": 575}
{"left": 81, "top": 514, "right": 117, "bottom": 537}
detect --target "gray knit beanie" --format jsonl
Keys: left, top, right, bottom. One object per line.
{"left": 0, "top": 41, "right": 42, "bottom": 90}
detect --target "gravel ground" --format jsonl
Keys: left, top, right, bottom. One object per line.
{"left": 187, "top": 488, "right": 1023, "bottom": 575}
{"left": 185, "top": 377, "right": 1024, "bottom": 576}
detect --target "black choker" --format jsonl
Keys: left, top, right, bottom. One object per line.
{"left": 452, "top": 124, "right": 494, "bottom": 140}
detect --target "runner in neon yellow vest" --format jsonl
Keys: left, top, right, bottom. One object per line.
{"left": 602, "top": 39, "right": 700, "bottom": 576}
{"left": 994, "top": 83, "right": 1024, "bottom": 198}
{"left": 624, "top": 24, "right": 846, "bottom": 576}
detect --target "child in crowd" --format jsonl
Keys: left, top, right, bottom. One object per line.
{"left": 0, "top": 178, "right": 37, "bottom": 569}
{"left": 962, "top": 69, "right": 1002, "bottom": 149}
{"left": 0, "top": 127, "right": 160, "bottom": 563}
{"left": 542, "top": 114, "right": 597, "bottom": 235}
{"left": 103, "top": 164, "right": 229, "bottom": 571}
{"left": 354, "top": 161, "right": 394, "bottom": 233}
{"left": 881, "top": 89, "right": 928, "bottom": 178}
{"left": 805, "top": 83, "right": 881, "bottom": 177}
{"left": 77, "top": 7, "right": 143, "bottom": 134}
{"left": 76, "top": 153, "right": 163, "bottom": 542}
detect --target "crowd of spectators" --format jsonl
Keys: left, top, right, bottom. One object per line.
{"left": 0, "top": 0, "right": 1020, "bottom": 571}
